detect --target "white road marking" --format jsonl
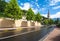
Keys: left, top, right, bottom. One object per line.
{"left": 0, "top": 30, "right": 37, "bottom": 40}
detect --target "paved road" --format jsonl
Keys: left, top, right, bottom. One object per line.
{"left": 43, "top": 27, "right": 60, "bottom": 41}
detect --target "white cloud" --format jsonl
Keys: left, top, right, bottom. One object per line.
{"left": 50, "top": 12, "right": 60, "bottom": 18}
{"left": 49, "top": 0, "right": 60, "bottom": 6}
{"left": 50, "top": 3, "right": 56, "bottom": 6}
{"left": 40, "top": 8, "right": 46, "bottom": 12}
{"left": 32, "top": 8, "right": 38, "bottom": 14}
{"left": 41, "top": 12, "right": 60, "bottom": 18}
{"left": 41, "top": 14, "right": 47, "bottom": 18}
{"left": 20, "top": 2, "right": 39, "bottom": 14}
{"left": 53, "top": 0, "right": 60, "bottom": 3}
{"left": 41, "top": 8, "right": 45, "bottom": 11}
{"left": 20, "top": 3, "right": 31, "bottom": 10}
{"left": 53, "top": 6, "right": 60, "bottom": 9}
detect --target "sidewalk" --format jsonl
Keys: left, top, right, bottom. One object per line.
{"left": 0, "top": 26, "right": 40, "bottom": 30}
{"left": 43, "top": 27, "right": 60, "bottom": 41}
{"left": 0, "top": 28, "right": 16, "bottom": 30}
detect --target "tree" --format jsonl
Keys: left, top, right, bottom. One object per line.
{"left": 4, "top": 0, "right": 22, "bottom": 20}
{"left": 43, "top": 19, "right": 54, "bottom": 25}
{"left": 21, "top": 10, "right": 27, "bottom": 16}
{"left": 35, "top": 12, "right": 42, "bottom": 22}
{"left": 0, "top": 0, "right": 7, "bottom": 13}
{"left": 54, "top": 18, "right": 59, "bottom": 24}
{"left": 42, "top": 16, "right": 47, "bottom": 20}
{"left": 48, "top": 19, "right": 54, "bottom": 25}
{"left": 43, "top": 19, "right": 49, "bottom": 25}
{"left": 26, "top": 8, "right": 35, "bottom": 21}
{"left": 0, "top": 0, "right": 7, "bottom": 17}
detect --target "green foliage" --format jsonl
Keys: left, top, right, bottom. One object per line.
{"left": 0, "top": 0, "right": 7, "bottom": 17}
{"left": 0, "top": 0, "right": 49, "bottom": 24}
{"left": 26, "top": 9, "right": 42, "bottom": 22}
{"left": 21, "top": 10, "right": 27, "bottom": 16}
{"left": 54, "top": 18, "right": 60, "bottom": 24}
{"left": 0, "top": 0, "right": 7, "bottom": 13}
{"left": 35, "top": 12, "right": 42, "bottom": 22}
{"left": 42, "top": 16, "right": 47, "bottom": 20}
{"left": 43, "top": 19, "right": 49, "bottom": 25}
{"left": 48, "top": 19, "right": 54, "bottom": 25}
{"left": 56, "top": 23, "right": 60, "bottom": 28}
{"left": 4, "top": 0, "right": 22, "bottom": 20}
{"left": 43, "top": 19, "right": 54, "bottom": 25}
{"left": 0, "top": 12, "right": 3, "bottom": 17}
{"left": 26, "top": 8, "right": 35, "bottom": 21}
{"left": 54, "top": 18, "right": 60, "bottom": 27}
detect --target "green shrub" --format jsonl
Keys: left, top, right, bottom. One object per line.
{"left": 56, "top": 23, "right": 60, "bottom": 28}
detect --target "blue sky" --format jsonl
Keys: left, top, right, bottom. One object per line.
{"left": 5, "top": 0, "right": 60, "bottom": 18}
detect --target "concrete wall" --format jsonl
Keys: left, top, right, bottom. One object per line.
{"left": 30, "top": 22, "right": 35, "bottom": 26}
{"left": 15, "top": 20, "right": 22, "bottom": 27}
{"left": 15, "top": 20, "right": 31, "bottom": 27}
{"left": 21, "top": 21, "right": 27, "bottom": 27}
{"left": 0, "top": 18, "right": 41, "bottom": 28}
{"left": 0, "top": 18, "right": 14, "bottom": 28}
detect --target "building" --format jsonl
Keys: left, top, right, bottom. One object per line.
{"left": 47, "top": 10, "right": 50, "bottom": 19}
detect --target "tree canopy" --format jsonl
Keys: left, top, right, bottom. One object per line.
{"left": 26, "top": 8, "right": 35, "bottom": 21}
{"left": 0, "top": 0, "right": 7, "bottom": 13}
{"left": 35, "top": 12, "right": 42, "bottom": 22}
{"left": 4, "top": 0, "right": 22, "bottom": 20}
{"left": 43, "top": 19, "right": 54, "bottom": 25}
{"left": 0, "top": 0, "right": 54, "bottom": 25}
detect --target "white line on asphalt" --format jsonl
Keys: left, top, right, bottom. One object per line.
{"left": 0, "top": 30, "right": 36, "bottom": 40}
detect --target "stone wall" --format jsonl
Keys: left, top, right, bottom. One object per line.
{"left": 0, "top": 18, "right": 14, "bottom": 28}
{"left": 30, "top": 22, "right": 35, "bottom": 26}
{"left": 0, "top": 18, "right": 41, "bottom": 28}
{"left": 15, "top": 20, "right": 22, "bottom": 27}
{"left": 21, "top": 21, "right": 27, "bottom": 27}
